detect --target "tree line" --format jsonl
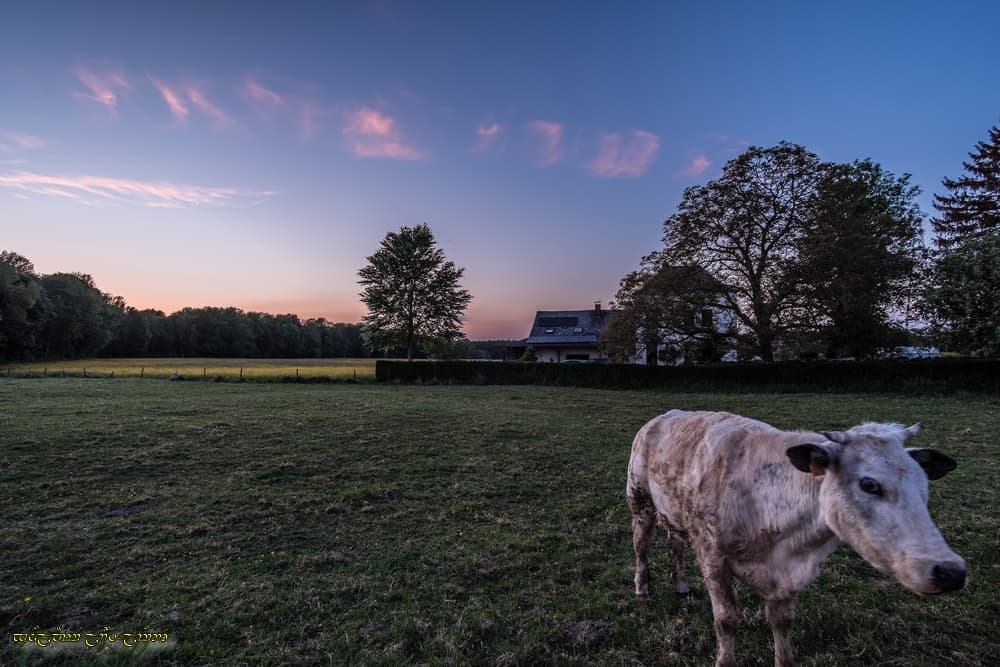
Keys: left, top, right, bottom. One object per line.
{"left": 606, "top": 124, "right": 1000, "bottom": 362}
{"left": 0, "top": 254, "right": 369, "bottom": 360}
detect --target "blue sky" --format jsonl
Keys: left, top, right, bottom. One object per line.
{"left": 1, "top": 1, "right": 998, "bottom": 338}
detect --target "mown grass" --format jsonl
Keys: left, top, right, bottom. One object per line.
{"left": 0, "top": 380, "right": 997, "bottom": 666}
{"left": 3, "top": 357, "right": 376, "bottom": 382}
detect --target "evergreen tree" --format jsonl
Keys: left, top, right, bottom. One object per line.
{"left": 932, "top": 124, "right": 1000, "bottom": 247}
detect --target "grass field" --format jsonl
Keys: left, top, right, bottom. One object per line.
{"left": 3, "top": 357, "right": 376, "bottom": 382}
{"left": 1, "top": 380, "right": 997, "bottom": 666}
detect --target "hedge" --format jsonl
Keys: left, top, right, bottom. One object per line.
{"left": 375, "top": 358, "right": 1000, "bottom": 393}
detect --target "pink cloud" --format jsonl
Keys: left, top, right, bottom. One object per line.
{"left": 185, "top": 85, "right": 231, "bottom": 128}
{"left": 0, "top": 170, "right": 274, "bottom": 208}
{"left": 74, "top": 67, "right": 130, "bottom": 115}
{"left": 589, "top": 130, "right": 660, "bottom": 178}
{"left": 0, "top": 130, "right": 44, "bottom": 152}
{"left": 342, "top": 107, "right": 423, "bottom": 160}
{"left": 474, "top": 122, "right": 503, "bottom": 151}
{"left": 682, "top": 155, "right": 712, "bottom": 177}
{"left": 244, "top": 77, "right": 285, "bottom": 108}
{"left": 298, "top": 102, "right": 322, "bottom": 139}
{"left": 150, "top": 79, "right": 189, "bottom": 121}
{"left": 526, "top": 120, "right": 564, "bottom": 166}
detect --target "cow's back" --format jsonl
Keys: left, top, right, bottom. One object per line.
{"left": 628, "top": 410, "right": 817, "bottom": 551}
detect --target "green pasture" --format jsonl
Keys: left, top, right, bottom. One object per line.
{"left": 3, "top": 357, "right": 376, "bottom": 382}
{"left": 0, "top": 380, "right": 997, "bottom": 665}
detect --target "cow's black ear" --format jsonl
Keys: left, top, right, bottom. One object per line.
{"left": 907, "top": 448, "right": 957, "bottom": 480}
{"left": 787, "top": 444, "right": 832, "bottom": 477}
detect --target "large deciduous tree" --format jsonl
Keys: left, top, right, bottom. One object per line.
{"left": 358, "top": 224, "right": 471, "bottom": 360}
{"left": 38, "top": 273, "right": 123, "bottom": 359}
{"left": 932, "top": 124, "right": 1000, "bottom": 248}
{"left": 796, "top": 160, "right": 926, "bottom": 358}
{"left": 923, "top": 232, "right": 1000, "bottom": 356}
{"left": 661, "top": 142, "right": 823, "bottom": 361}
{"left": 0, "top": 251, "right": 52, "bottom": 360}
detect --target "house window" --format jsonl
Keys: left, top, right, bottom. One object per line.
{"left": 545, "top": 328, "right": 555, "bottom": 334}
{"left": 701, "top": 309, "right": 713, "bottom": 328}
{"left": 573, "top": 327, "right": 583, "bottom": 333}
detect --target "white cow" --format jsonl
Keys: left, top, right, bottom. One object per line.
{"left": 627, "top": 410, "right": 965, "bottom": 667}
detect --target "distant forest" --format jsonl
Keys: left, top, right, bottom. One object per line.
{"left": 0, "top": 251, "right": 511, "bottom": 361}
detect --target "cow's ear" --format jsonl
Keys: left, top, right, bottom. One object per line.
{"left": 787, "top": 444, "right": 833, "bottom": 477}
{"left": 907, "top": 448, "right": 957, "bottom": 480}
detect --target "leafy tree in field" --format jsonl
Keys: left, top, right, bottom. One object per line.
{"left": 797, "top": 160, "right": 926, "bottom": 358}
{"left": 0, "top": 251, "right": 52, "bottom": 359}
{"left": 923, "top": 232, "right": 1000, "bottom": 356}
{"left": 661, "top": 142, "right": 823, "bottom": 361}
{"left": 604, "top": 253, "right": 729, "bottom": 365}
{"left": 932, "top": 124, "right": 1000, "bottom": 248}
{"left": 358, "top": 224, "right": 472, "bottom": 361}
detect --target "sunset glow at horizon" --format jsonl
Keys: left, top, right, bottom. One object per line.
{"left": 2, "top": 2, "right": 999, "bottom": 340}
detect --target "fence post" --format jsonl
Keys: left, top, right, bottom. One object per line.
{"left": 43, "top": 368, "right": 47, "bottom": 377}
{"left": 296, "top": 368, "right": 300, "bottom": 379}
{"left": 140, "top": 367, "right": 144, "bottom": 379}
{"left": 83, "top": 368, "right": 87, "bottom": 378}
{"left": 203, "top": 367, "right": 207, "bottom": 379}
{"left": 353, "top": 369, "right": 357, "bottom": 381}
{"left": 239, "top": 367, "right": 243, "bottom": 380}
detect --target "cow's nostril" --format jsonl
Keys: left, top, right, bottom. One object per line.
{"left": 932, "top": 564, "right": 966, "bottom": 593}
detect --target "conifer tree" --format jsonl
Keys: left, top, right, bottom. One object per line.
{"left": 932, "top": 124, "right": 1000, "bottom": 247}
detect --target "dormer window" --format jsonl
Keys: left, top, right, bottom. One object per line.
{"left": 574, "top": 327, "right": 583, "bottom": 333}
{"left": 545, "top": 328, "right": 555, "bottom": 334}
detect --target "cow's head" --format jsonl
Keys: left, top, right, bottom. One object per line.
{"left": 787, "top": 423, "right": 966, "bottom": 595}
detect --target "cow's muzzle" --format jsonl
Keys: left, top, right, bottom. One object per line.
{"left": 931, "top": 562, "right": 967, "bottom": 593}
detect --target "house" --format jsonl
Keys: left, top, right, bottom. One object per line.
{"left": 507, "top": 303, "right": 615, "bottom": 362}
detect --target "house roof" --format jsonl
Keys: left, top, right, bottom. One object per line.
{"left": 524, "top": 308, "right": 614, "bottom": 346}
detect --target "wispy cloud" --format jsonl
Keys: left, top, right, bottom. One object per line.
{"left": 682, "top": 154, "right": 712, "bottom": 177}
{"left": 526, "top": 120, "right": 564, "bottom": 166}
{"left": 589, "top": 130, "right": 660, "bottom": 178}
{"left": 185, "top": 85, "right": 231, "bottom": 128}
{"left": 0, "top": 130, "right": 44, "bottom": 153}
{"left": 150, "top": 78, "right": 189, "bottom": 121}
{"left": 342, "top": 107, "right": 423, "bottom": 160}
{"left": 243, "top": 77, "right": 285, "bottom": 108}
{"left": 74, "top": 67, "right": 130, "bottom": 115}
{"left": 0, "top": 171, "right": 274, "bottom": 208}
{"left": 474, "top": 122, "right": 504, "bottom": 151}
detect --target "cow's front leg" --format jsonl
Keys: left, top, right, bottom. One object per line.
{"left": 765, "top": 594, "right": 798, "bottom": 667}
{"left": 699, "top": 554, "right": 740, "bottom": 667}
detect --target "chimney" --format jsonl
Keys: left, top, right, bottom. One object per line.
{"left": 594, "top": 301, "right": 602, "bottom": 316}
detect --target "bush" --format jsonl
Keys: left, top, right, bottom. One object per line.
{"left": 375, "top": 358, "right": 1000, "bottom": 393}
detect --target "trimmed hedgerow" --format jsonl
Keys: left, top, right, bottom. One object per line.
{"left": 375, "top": 358, "right": 1000, "bottom": 393}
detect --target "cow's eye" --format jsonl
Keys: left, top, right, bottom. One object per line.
{"left": 859, "top": 477, "right": 882, "bottom": 495}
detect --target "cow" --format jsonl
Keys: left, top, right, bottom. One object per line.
{"left": 626, "top": 410, "right": 965, "bottom": 667}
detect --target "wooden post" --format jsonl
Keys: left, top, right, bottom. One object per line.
{"left": 43, "top": 368, "right": 47, "bottom": 377}
{"left": 110, "top": 371, "right": 115, "bottom": 378}
{"left": 296, "top": 368, "right": 300, "bottom": 378}
{"left": 353, "top": 369, "right": 357, "bottom": 381}
{"left": 204, "top": 367, "right": 207, "bottom": 378}
{"left": 239, "top": 367, "right": 243, "bottom": 380}
{"left": 83, "top": 368, "right": 87, "bottom": 378}
{"left": 140, "top": 367, "right": 144, "bottom": 379}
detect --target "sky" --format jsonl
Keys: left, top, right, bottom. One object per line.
{"left": 1, "top": 1, "right": 999, "bottom": 339}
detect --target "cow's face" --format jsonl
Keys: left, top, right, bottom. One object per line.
{"left": 787, "top": 423, "right": 966, "bottom": 595}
